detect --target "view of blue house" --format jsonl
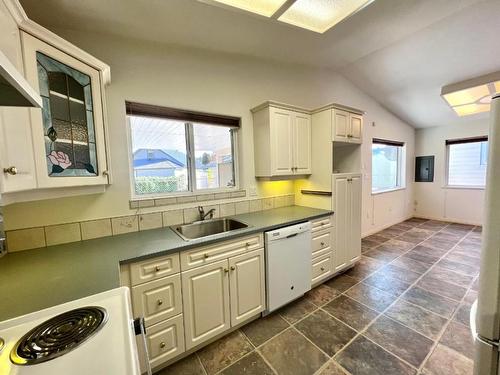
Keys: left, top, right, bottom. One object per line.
{"left": 133, "top": 149, "right": 185, "bottom": 177}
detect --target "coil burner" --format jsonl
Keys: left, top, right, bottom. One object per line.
{"left": 10, "top": 306, "right": 108, "bottom": 365}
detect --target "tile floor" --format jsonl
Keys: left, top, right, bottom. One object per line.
{"left": 158, "top": 218, "right": 480, "bottom": 375}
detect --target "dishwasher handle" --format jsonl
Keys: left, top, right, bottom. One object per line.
{"left": 286, "top": 233, "right": 298, "bottom": 239}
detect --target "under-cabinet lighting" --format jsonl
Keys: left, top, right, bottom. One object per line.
{"left": 201, "top": 0, "right": 289, "bottom": 17}
{"left": 278, "top": 0, "right": 375, "bottom": 33}
{"left": 441, "top": 74, "right": 500, "bottom": 117}
{"left": 199, "top": 0, "right": 375, "bottom": 33}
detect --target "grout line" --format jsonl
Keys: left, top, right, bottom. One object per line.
{"left": 331, "top": 220, "right": 476, "bottom": 371}
{"left": 163, "top": 219, "right": 479, "bottom": 375}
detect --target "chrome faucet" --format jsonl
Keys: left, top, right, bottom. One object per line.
{"left": 198, "top": 206, "right": 216, "bottom": 221}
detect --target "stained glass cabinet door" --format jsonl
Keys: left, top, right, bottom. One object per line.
{"left": 21, "top": 32, "right": 109, "bottom": 188}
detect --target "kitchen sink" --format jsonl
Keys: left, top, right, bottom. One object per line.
{"left": 172, "top": 218, "right": 249, "bottom": 241}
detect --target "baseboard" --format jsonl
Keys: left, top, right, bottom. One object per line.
{"left": 413, "top": 214, "right": 482, "bottom": 227}
{"left": 362, "top": 214, "right": 413, "bottom": 238}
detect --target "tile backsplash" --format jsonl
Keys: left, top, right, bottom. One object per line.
{"left": 5, "top": 194, "right": 295, "bottom": 252}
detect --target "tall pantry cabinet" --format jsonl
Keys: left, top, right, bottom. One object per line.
{"left": 296, "top": 103, "right": 364, "bottom": 273}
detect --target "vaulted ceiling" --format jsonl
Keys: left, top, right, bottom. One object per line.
{"left": 19, "top": 0, "right": 500, "bottom": 128}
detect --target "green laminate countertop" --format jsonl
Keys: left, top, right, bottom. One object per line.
{"left": 0, "top": 205, "right": 332, "bottom": 321}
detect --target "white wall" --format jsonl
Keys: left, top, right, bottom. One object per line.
{"left": 414, "top": 119, "right": 489, "bottom": 225}
{"left": 3, "top": 29, "right": 415, "bottom": 233}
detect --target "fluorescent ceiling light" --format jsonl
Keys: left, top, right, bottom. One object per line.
{"left": 278, "top": 0, "right": 374, "bottom": 33}
{"left": 199, "top": 0, "right": 375, "bottom": 32}
{"left": 202, "top": 0, "right": 289, "bottom": 17}
{"left": 441, "top": 75, "right": 500, "bottom": 117}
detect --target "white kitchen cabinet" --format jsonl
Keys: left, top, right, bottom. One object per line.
{"left": 252, "top": 102, "right": 311, "bottom": 177}
{"left": 0, "top": 1, "right": 111, "bottom": 203}
{"left": 131, "top": 274, "right": 182, "bottom": 328}
{"left": 310, "top": 215, "right": 334, "bottom": 286}
{"left": 332, "top": 109, "right": 363, "bottom": 144}
{"left": 332, "top": 173, "right": 362, "bottom": 272}
{"left": 21, "top": 32, "right": 109, "bottom": 188}
{"left": 229, "top": 249, "right": 265, "bottom": 326}
{"left": 137, "top": 314, "right": 185, "bottom": 370}
{"left": 182, "top": 259, "right": 230, "bottom": 350}
{"left": 349, "top": 113, "right": 363, "bottom": 144}
{"left": 183, "top": 246, "right": 266, "bottom": 350}
{"left": 0, "top": 0, "right": 37, "bottom": 195}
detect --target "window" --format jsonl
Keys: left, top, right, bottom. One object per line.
{"left": 446, "top": 137, "right": 488, "bottom": 187}
{"left": 126, "top": 102, "right": 239, "bottom": 197}
{"left": 372, "top": 139, "right": 405, "bottom": 193}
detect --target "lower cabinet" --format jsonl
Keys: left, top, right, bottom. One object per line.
{"left": 332, "top": 173, "right": 362, "bottom": 272}
{"left": 182, "top": 249, "right": 265, "bottom": 350}
{"left": 122, "top": 238, "right": 266, "bottom": 372}
{"left": 229, "top": 249, "right": 266, "bottom": 326}
{"left": 182, "top": 259, "right": 231, "bottom": 350}
{"left": 137, "top": 314, "right": 185, "bottom": 370}
{"left": 310, "top": 215, "right": 334, "bottom": 286}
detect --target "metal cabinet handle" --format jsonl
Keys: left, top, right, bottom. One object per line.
{"left": 246, "top": 242, "right": 251, "bottom": 247}
{"left": 160, "top": 342, "right": 166, "bottom": 349}
{"left": 204, "top": 253, "right": 209, "bottom": 259}
{"left": 3, "top": 166, "right": 17, "bottom": 175}
{"left": 320, "top": 267, "right": 325, "bottom": 271}
{"left": 102, "top": 170, "right": 109, "bottom": 176}
{"left": 321, "top": 242, "right": 325, "bottom": 247}
{"left": 157, "top": 299, "right": 163, "bottom": 306}
{"left": 155, "top": 266, "right": 161, "bottom": 272}
{"left": 230, "top": 266, "right": 236, "bottom": 271}
{"left": 224, "top": 268, "right": 229, "bottom": 273}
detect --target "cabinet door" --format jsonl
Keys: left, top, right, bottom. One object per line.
{"left": 131, "top": 274, "right": 182, "bottom": 327}
{"left": 21, "top": 32, "right": 109, "bottom": 188}
{"left": 137, "top": 314, "right": 185, "bottom": 370}
{"left": 229, "top": 249, "right": 265, "bottom": 326}
{"left": 270, "top": 108, "right": 294, "bottom": 175}
{"left": 0, "top": 4, "right": 37, "bottom": 193}
{"left": 348, "top": 175, "right": 362, "bottom": 264}
{"left": 349, "top": 114, "right": 363, "bottom": 144}
{"left": 311, "top": 252, "right": 333, "bottom": 286}
{"left": 332, "top": 109, "right": 349, "bottom": 143}
{"left": 182, "top": 260, "right": 230, "bottom": 350}
{"left": 293, "top": 113, "right": 311, "bottom": 174}
{"left": 332, "top": 175, "right": 350, "bottom": 271}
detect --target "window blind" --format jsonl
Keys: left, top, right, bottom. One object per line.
{"left": 372, "top": 138, "right": 404, "bottom": 147}
{"left": 125, "top": 101, "right": 240, "bottom": 128}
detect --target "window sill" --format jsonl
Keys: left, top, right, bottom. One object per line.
{"left": 130, "top": 189, "right": 246, "bottom": 209}
{"left": 443, "top": 185, "right": 485, "bottom": 190}
{"left": 371, "top": 187, "right": 406, "bottom": 196}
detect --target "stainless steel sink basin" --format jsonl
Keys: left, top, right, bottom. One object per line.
{"left": 172, "top": 218, "right": 249, "bottom": 241}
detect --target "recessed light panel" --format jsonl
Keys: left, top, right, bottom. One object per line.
{"left": 278, "top": 0, "right": 374, "bottom": 33}
{"left": 206, "top": 0, "right": 289, "bottom": 17}
{"left": 442, "top": 82, "right": 500, "bottom": 117}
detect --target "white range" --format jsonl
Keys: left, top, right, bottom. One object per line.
{"left": 0, "top": 287, "right": 143, "bottom": 375}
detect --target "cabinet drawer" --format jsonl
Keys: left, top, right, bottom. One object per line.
{"left": 312, "top": 229, "right": 331, "bottom": 256}
{"left": 144, "top": 314, "right": 185, "bottom": 369}
{"left": 180, "top": 233, "right": 263, "bottom": 270}
{"left": 130, "top": 253, "right": 180, "bottom": 286}
{"left": 131, "top": 274, "right": 182, "bottom": 327}
{"left": 311, "top": 216, "right": 332, "bottom": 232}
{"left": 311, "top": 253, "right": 333, "bottom": 285}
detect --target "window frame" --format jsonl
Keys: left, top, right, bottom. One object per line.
{"left": 371, "top": 138, "right": 406, "bottom": 194}
{"left": 445, "top": 136, "right": 488, "bottom": 189}
{"left": 125, "top": 102, "right": 240, "bottom": 199}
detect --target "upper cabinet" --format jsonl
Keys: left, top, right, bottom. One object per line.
{"left": 327, "top": 108, "right": 363, "bottom": 144}
{"left": 0, "top": 0, "right": 111, "bottom": 203}
{"left": 21, "top": 32, "right": 109, "bottom": 188}
{"left": 252, "top": 102, "right": 311, "bottom": 178}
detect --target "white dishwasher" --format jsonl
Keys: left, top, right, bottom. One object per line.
{"left": 264, "top": 222, "right": 312, "bottom": 314}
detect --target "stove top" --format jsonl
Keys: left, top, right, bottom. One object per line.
{"left": 0, "top": 287, "right": 141, "bottom": 375}
{"left": 10, "top": 307, "right": 108, "bottom": 365}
